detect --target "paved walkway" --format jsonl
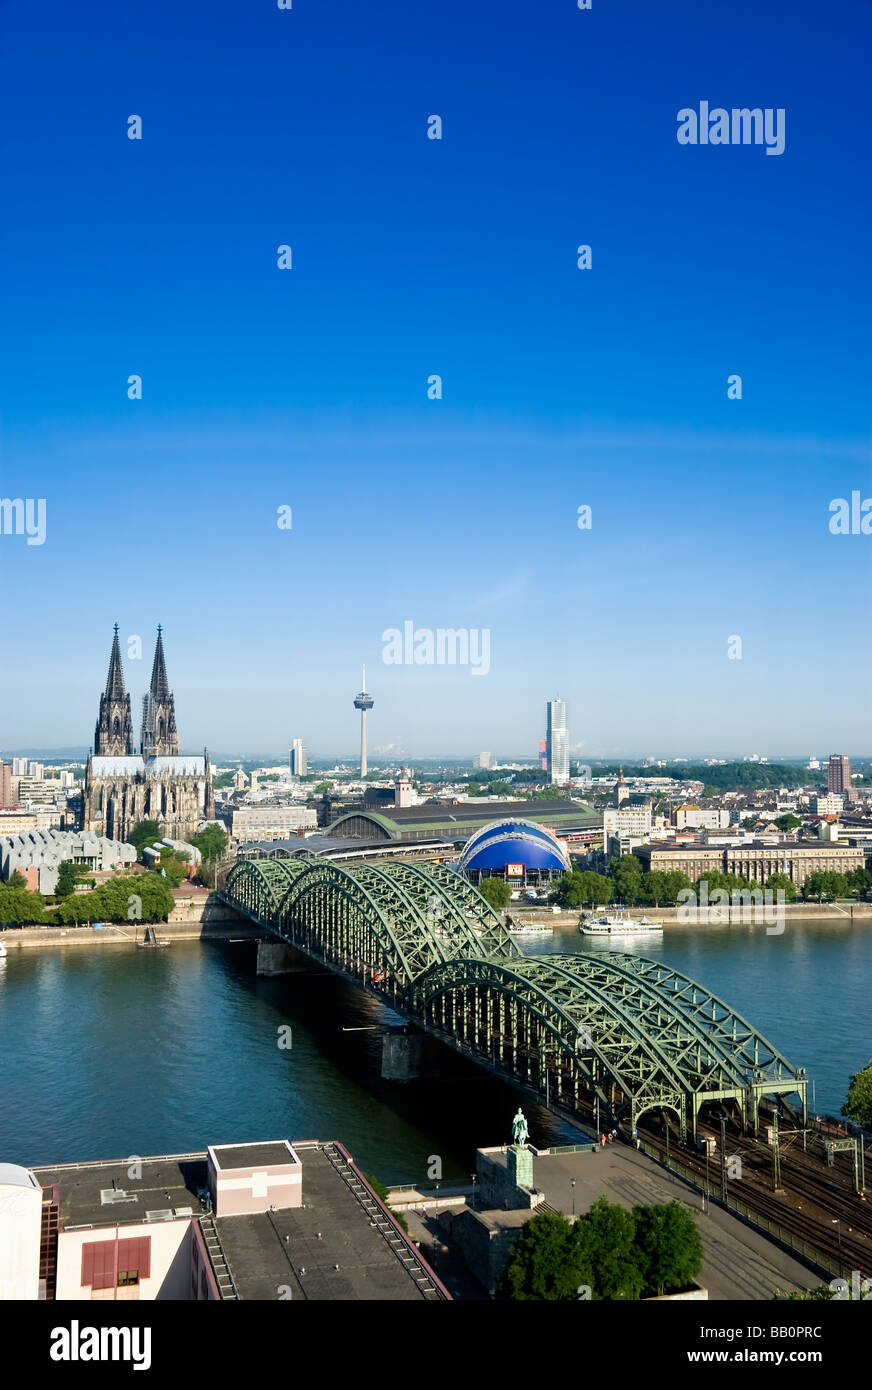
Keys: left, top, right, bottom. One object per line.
{"left": 534, "top": 1145, "right": 821, "bottom": 1300}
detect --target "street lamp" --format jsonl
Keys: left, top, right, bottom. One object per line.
{"left": 470, "top": 1174, "right": 477, "bottom": 1211}
{"left": 832, "top": 1218, "right": 843, "bottom": 1278}
{"left": 571, "top": 1177, "right": 576, "bottom": 1217}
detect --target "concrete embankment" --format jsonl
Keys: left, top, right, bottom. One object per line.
{"left": 0, "top": 895, "right": 260, "bottom": 951}
{"left": 533, "top": 901, "right": 872, "bottom": 928}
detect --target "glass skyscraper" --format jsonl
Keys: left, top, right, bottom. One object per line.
{"left": 546, "top": 698, "right": 569, "bottom": 784}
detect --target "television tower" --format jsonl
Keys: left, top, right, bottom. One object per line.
{"left": 353, "top": 664, "right": 374, "bottom": 778}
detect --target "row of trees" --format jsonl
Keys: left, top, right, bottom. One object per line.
{"left": 502, "top": 1197, "right": 702, "bottom": 1300}
{"left": 549, "top": 858, "right": 871, "bottom": 909}
{"left": 0, "top": 872, "right": 175, "bottom": 925}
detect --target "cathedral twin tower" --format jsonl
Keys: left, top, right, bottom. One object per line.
{"left": 84, "top": 626, "right": 214, "bottom": 843}
{"left": 95, "top": 625, "right": 179, "bottom": 759}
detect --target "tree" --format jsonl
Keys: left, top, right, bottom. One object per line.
{"left": 842, "top": 1060, "right": 872, "bottom": 1130}
{"left": 127, "top": 819, "right": 163, "bottom": 856}
{"left": 775, "top": 814, "right": 801, "bottom": 832}
{"left": 847, "top": 867, "right": 871, "bottom": 900}
{"left": 803, "top": 870, "right": 848, "bottom": 903}
{"left": 313, "top": 781, "right": 332, "bottom": 795}
{"left": 765, "top": 872, "right": 797, "bottom": 902}
{"left": 55, "top": 861, "right": 79, "bottom": 898}
{"left": 478, "top": 876, "right": 511, "bottom": 912}
{"left": 531, "top": 784, "right": 563, "bottom": 801}
{"left": 188, "top": 823, "right": 228, "bottom": 864}
{"left": 574, "top": 1196, "right": 643, "bottom": 1300}
{"left": 741, "top": 817, "right": 756, "bottom": 831}
{"left": 502, "top": 1210, "right": 591, "bottom": 1300}
{"left": 609, "top": 855, "right": 644, "bottom": 906}
{"left": 0, "top": 883, "right": 48, "bottom": 925}
{"left": 631, "top": 1201, "right": 703, "bottom": 1297}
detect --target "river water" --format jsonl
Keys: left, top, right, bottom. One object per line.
{"left": 0, "top": 917, "right": 868, "bottom": 1185}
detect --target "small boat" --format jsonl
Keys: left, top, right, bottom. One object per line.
{"left": 0, "top": 939, "right": 7, "bottom": 959}
{"left": 137, "top": 925, "right": 170, "bottom": 949}
{"left": 579, "top": 912, "right": 663, "bottom": 937}
{"left": 507, "top": 918, "right": 554, "bottom": 937}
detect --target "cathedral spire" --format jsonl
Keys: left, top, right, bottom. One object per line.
{"left": 95, "top": 625, "right": 134, "bottom": 756}
{"left": 149, "top": 624, "right": 171, "bottom": 700}
{"left": 141, "top": 626, "right": 179, "bottom": 757}
{"left": 104, "top": 624, "right": 127, "bottom": 702}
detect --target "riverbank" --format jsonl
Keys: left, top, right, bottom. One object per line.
{"left": 535, "top": 901, "right": 872, "bottom": 928}
{"left": 0, "top": 916, "right": 261, "bottom": 951}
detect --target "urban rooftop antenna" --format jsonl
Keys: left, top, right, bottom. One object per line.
{"left": 353, "top": 663, "right": 374, "bottom": 779}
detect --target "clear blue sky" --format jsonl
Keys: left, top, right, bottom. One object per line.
{"left": 1, "top": 0, "right": 870, "bottom": 759}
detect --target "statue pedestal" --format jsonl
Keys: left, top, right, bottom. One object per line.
{"left": 507, "top": 1143, "right": 533, "bottom": 1191}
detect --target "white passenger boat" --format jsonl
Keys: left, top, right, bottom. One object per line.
{"left": 508, "top": 918, "right": 554, "bottom": 937}
{"left": 579, "top": 912, "right": 663, "bottom": 937}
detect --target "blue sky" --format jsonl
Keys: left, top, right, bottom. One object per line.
{"left": 1, "top": 0, "right": 870, "bottom": 759}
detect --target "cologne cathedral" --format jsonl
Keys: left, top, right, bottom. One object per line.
{"left": 82, "top": 626, "right": 215, "bottom": 842}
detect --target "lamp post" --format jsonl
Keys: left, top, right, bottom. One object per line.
{"left": 571, "top": 1177, "right": 576, "bottom": 1217}
{"left": 832, "top": 1218, "right": 843, "bottom": 1278}
{"left": 470, "top": 1174, "right": 477, "bottom": 1211}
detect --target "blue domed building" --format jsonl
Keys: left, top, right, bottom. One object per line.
{"left": 457, "top": 819, "right": 570, "bottom": 889}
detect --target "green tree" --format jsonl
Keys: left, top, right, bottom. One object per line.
{"left": 775, "top": 814, "right": 801, "bottom": 832}
{"left": 765, "top": 872, "right": 797, "bottom": 902}
{"left": 127, "top": 819, "right": 163, "bottom": 856}
{"left": 841, "top": 1060, "right": 872, "bottom": 1130}
{"left": 802, "top": 870, "right": 848, "bottom": 903}
{"left": 609, "top": 854, "right": 644, "bottom": 906}
{"left": 313, "top": 781, "right": 333, "bottom": 795}
{"left": 0, "top": 883, "right": 48, "bottom": 925}
{"left": 847, "top": 867, "right": 871, "bottom": 900}
{"left": 631, "top": 1201, "right": 703, "bottom": 1297}
{"left": 55, "top": 861, "right": 79, "bottom": 898}
{"left": 502, "top": 1210, "right": 591, "bottom": 1300}
{"left": 574, "top": 1196, "right": 644, "bottom": 1300}
{"left": 188, "top": 824, "right": 229, "bottom": 864}
{"left": 478, "top": 876, "right": 511, "bottom": 912}
{"left": 741, "top": 817, "right": 756, "bottom": 832}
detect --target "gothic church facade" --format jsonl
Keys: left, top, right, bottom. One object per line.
{"left": 82, "top": 626, "right": 215, "bottom": 842}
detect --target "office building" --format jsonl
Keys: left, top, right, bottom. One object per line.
{"left": 0, "top": 762, "right": 12, "bottom": 808}
{"left": 290, "top": 739, "right": 307, "bottom": 777}
{"left": 828, "top": 754, "right": 852, "bottom": 800}
{"left": 232, "top": 806, "right": 318, "bottom": 843}
{"left": 545, "top": 698, "right": 569, "bottom": 785}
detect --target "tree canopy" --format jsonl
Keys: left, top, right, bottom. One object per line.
{"left": 842, "top": 1060, "right": 872, "bottom": 1130}
{"left": 478, "top": 876, "right": 511, "bottom": 912}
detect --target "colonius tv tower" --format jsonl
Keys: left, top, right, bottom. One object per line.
{"left": 353, "top": 664, "right": 374, "bottom": 778}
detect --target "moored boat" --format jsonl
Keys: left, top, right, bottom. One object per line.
{"left": 579, "top": 912, "right": 663, "bottom": 937}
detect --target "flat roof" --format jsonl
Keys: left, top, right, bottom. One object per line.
{"left": 214, "top": 1146, "right": 443, "bottom": 1300}
{"left": 31, "top": 1154, "right": 208, "bottom": 1229}
{"left": 212, "top": 1142, "right": 297, "bottom": 1171}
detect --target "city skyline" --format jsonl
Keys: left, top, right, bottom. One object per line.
{"left": 2, "top": 0, "right": 870, "bottom": 752}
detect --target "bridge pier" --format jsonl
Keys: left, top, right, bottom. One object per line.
{"left": 256, "top": 939, "right": 309, "bottom": 976}
{"left": 381, "top": 1027, "right": 457, "bottom": 1081}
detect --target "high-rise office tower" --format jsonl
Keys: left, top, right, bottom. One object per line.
{"left": 353, "top": 665, "right": 374, "bottom": 779}
{"left": 0, "top": 760, "right": 13, "bottom": 808}
{"left": 827, "top": 753, "right": 852, "bottom": 798}
{"left": 546, "top": 698, "right": 569, "bottom": 785}
{"left": 290, "top": 739, "right": 307, "bottom": 777}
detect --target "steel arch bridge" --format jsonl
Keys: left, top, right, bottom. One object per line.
{"left": 221, "top": 854, "right": 807, "bottom": 1139}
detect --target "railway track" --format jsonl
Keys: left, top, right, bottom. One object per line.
{"left": 640, "top": 1121, "right": 872, "bottom": 1278}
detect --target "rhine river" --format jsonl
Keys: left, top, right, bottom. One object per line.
{"left": 0, "top": 918, "right": 869, "bottom": 1186}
